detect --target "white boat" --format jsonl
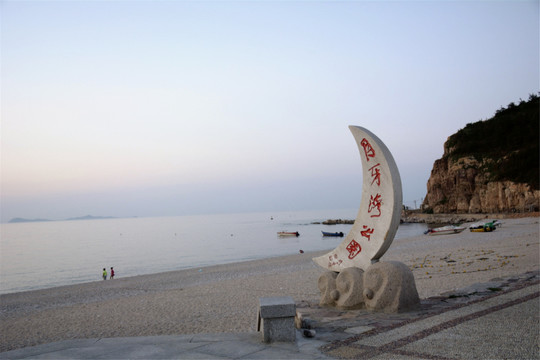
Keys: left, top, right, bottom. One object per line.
{"left": 277, "top": 231, "right": 299, "bottom": 237}
{"left": 426, "top": 225, "right": 466, "bottom": 236}
{"left": 492, "top": 220, "right": 502, "bottom": 227}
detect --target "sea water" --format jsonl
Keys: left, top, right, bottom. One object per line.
{"left": 0, "top": 209, "right": 427, "bottom": 294}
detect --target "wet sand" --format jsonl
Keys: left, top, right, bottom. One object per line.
{"left": 1, "top": 217, "right": 538, "bottom": 352}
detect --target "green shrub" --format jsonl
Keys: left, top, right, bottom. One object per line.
{"left": 445, "top": 94, "right": 539, "bottom": 190}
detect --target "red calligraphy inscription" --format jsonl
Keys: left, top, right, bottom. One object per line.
{"left": 328, "top": 259, "right": 343, "bottom": 267}
{"left": 361, "top": 225, "right": 374, "bottom": 240}
{"left": 360, "top": 138, "right": 376, "bottom": 162}
{"left": 328, "top": 254, "right": 343, "bottom": 267}
{"left": 346, "top": 239, "right": 362, "bottom": 259}
{"left": 369, "top": 163, "right": 381, "bottom": 186}
{"left": 368, "top": 193, "right": 383, "bottom": 217}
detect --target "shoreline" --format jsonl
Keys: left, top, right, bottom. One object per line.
{"left": 400, "top": 211, "right": 540, "bottom": 224}
{"left": 317, "top": 211, "right": 540, "bottom": 225}
{"left": 1, "top": 216, "right": 538, "bottom": 352}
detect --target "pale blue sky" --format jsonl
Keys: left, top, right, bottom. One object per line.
{"left": 1, "top": 0, "right": 538, "bottom": 222}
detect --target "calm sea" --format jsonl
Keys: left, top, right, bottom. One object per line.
{"left": 0, "top": 209, "right": 427, "bottom": 295}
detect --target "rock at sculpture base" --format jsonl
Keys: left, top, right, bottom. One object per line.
{"left": 318, "top": 271, "right": 338, "bottom": 306}
{"left": 363, "top": 261, "right": 420, "bottom": 313}
{"left": 335, "top": 267, "right": 365, "bottom": 309}
{"left": 317, "top": 261, "right": 420, "bottom": 313}
{"left": 318, "top": 268, "right": 365, "bottom": 309}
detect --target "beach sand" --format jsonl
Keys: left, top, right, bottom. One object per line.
{"left": 1, "top": 217, "right": 538, "bottom": 352}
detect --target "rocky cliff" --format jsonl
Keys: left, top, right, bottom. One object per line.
{"left": 422, "top": 94, "right": 539, "bottom": 214}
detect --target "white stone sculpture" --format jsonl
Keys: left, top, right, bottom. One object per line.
{"left": 314, "top": 126, "right": 419, "bottom": 312}
{"left": 314, "top": 126, "right": 402, "bottom": 271}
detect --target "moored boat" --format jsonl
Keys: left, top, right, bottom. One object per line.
{"left": 469, "top": 221, "right": 497, "bottom": 232}
{"left": 322, "top": 231, "right": 344, "bottom": 237}
{"left": 278, "top": 231, "right": 300, "bottom": 237}
{"left": 425, "top": 225, "right": 466, "bottom": 236}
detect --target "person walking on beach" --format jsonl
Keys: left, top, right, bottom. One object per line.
{"left": 110, "top": 267, "right": 115, "bottom": 279}
{"left": 102, "top": 268, "right": 107, "bottom": 280}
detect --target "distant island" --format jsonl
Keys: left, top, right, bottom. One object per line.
{"left": 8, "top": 215, "right": 116, "bottom": 224}
{"left": 311, "top": 219, "right": 355, "bottom": 225}
{"left": 8, "top": 218, "right": 53, "bottom": 223}
{"left": 65, "top": 215, "right": 116, "bottom": 221}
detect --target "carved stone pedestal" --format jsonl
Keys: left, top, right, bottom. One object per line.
{"left": 318, "top": 261, "right": 420, "bottom": 313}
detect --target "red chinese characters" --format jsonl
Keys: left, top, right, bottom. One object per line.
{"left": 369, "top": 163, "right": 381, "bottom": 186}
{"left": 361, "top": 225, "right": 374, "bottom": 240}
{"left": 360, "top": 138, "right": 376, "bottom": 162}
{"left": 356, "top": 135, "right": 385, "bottom": 254}
{"left": 368, "top": 193, "right": 383, "bottom": 217}
{"left": 346, "top": 239, "right": 362, "bottom": 259}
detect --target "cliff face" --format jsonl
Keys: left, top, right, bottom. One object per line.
{"left": 424, "top": 153, "right": 539, "bottom": 213}
{"left": 423, "top": 95, "right": 539, "bottom": 214}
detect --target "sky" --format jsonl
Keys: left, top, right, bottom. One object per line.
{"left": 1, "top": 0, "right": 538, "bottom": 222}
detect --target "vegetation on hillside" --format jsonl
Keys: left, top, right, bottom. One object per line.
{"left": 444, "top": 94, "right": 539, "bottom": 190}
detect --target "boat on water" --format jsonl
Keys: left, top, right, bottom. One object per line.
{"left": 469, "top": 221, "right": 497, "bottom": 232}
{"left": 425, "top": 225, "right": 466, "bottom": 236}
{"left": 321, "top": 231, "right": 344, "bottom": 237}
{"left": 278, "top": 231, "right": 300, "bottom": 237}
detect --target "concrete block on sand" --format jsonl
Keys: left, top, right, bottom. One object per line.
{"left": 257, "top": 296, "right": 296, "bottom": 343}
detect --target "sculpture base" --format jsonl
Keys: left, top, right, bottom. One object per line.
{"left": 318, "top": 261, "right": 420, "bottom": 313}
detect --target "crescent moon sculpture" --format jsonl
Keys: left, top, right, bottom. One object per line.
{"left": 313, "top": 126, "right": 402, "bottom": 272}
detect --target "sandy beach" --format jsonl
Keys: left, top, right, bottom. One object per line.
{"left": 1, "top": 217, "right": 538, "bottom": 353}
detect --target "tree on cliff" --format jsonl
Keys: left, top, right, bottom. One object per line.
{"left": 445, "top": 93, "right": 539, "bottom": 189}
